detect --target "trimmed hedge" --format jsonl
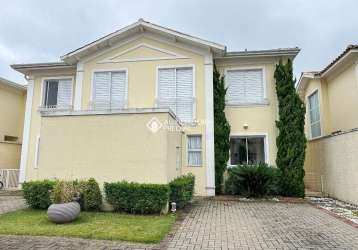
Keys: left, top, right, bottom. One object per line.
{"left": 22, "top": 180, "right": 56, "bottom": 209}
{"left": 79, "top": 178, "right": 102, "bottom": 211}
{"left": 169, "top": 174, "right": 195, "bottom": 209}
{"left": 104, "top": 181, "right": 169, "bottom": 214}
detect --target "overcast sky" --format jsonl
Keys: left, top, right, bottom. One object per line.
{"left": 0, "top": 0, "right": 357, "bottom": 84}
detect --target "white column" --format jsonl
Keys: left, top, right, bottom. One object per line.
{"left": 74, "top": 62, "right": 84, "bottom": 110}
{"left": 19, "top": 77, "right": 34, "bottom": 183}
{"left": 204, "top": 53, "right": 215, "bottom": 196}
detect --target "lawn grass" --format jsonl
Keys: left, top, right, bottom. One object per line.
{"left": 0, "top": 209, "right": 175, "bottom": 243}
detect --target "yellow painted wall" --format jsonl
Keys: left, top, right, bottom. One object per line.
{"left": 0, "top": 142, "right": 21, "bottom": 170}
{"left": 215, "top": 60, "right": 279, "bottom": 166}
{"left": 326, "top": 64, "right": 358, "bottom": 133}
{"left": 0, "top": 82, "right": 26, "bottom": 169}
{"left": 29, "top": 112, "right": 182, "bottom": 186}
{"left": 24, "top": 36, "right": 209, "bottom": 194}
{"left": 305, "top": 131, "right": 358, "bottom": 205}
{"left": 302, "top": 63, "right": 358, "bottom": 197}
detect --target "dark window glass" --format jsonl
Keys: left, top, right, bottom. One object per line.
{"left": 44, "top": 80, "right": 58, "bottom": 107}
{"left": 230, "top": 138, "right": 247, "bottom": 165}
{"left": 230, "top": 137, "right": 265, "bottom": 165}
{"left": 247, "top": 137, "right": 265, "bottom": 164}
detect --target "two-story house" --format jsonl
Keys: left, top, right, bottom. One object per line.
{"left": 297, "top": 45, "right": 358, "bottom": 204}
{"left": 12, "top": 19, "right": 299, "bottom": 196}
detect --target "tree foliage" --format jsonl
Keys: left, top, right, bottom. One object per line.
{"left": 274, "top": 59, "right": 306, "bottom": 197}
{"left": 213, "top": 65, "right": 231, "bottom": 194}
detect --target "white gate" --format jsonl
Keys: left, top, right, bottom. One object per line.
{"left": 0, "top": 169, "right": 20, "bottom": 189}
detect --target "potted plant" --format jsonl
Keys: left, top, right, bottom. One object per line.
{"left": 47, "top": 181, "right": 81, "bottom": 224}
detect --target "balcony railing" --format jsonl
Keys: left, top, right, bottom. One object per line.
{"left": 38, "top": 104, "right": 73, "bottom": 112}
{"left": 0, "top": 169, "right": 19, "bottom": 189}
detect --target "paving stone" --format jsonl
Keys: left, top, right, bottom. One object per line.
{"left": 166, "top": 199, "right": 358, "bottom": 250}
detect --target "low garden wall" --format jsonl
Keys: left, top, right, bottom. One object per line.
{"left": 304, "top": 129, "right": 358, "bottom": 205}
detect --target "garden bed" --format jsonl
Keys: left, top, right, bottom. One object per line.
{"left": 0, "top": 209, "right": 175, "bottom": 243}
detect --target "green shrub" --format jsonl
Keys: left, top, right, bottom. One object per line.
{"left": 225, "top": 164, "right": 280, "bottom": 197}
{"left": 104, "top": 181, "right": 169, "bottom": 214}
{"left": 169, "top": 174, "right": 195, "bottom": 209}
{"left": 51, "top": 180, "right": 80, "bottom": 204}
{"left": 22, "top": 180, "right": 56, "bottom": 209}
{"left": 80, "top": 178, "right": 102, "bottom": 211}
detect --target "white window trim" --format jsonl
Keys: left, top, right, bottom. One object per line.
{"left": 228, "top": 132, "right": 269, "bottom": 167}
{"left": 155, "top": 64, "right": 196, "bottom": 121}
{"left": 90, "top": 68, "right": 129, "bottom": 109}
{"left": 186, "top": 134, "right": 202, "bottom": 167}
{"left": 34, "top": 135, "right": 40, "bottom": 169}
{"left": 306, "top": 89, "right": 322, "bottom": 140}
{"left": 40, "top": 76, "right": 75, "bottom": 109}
{"left": 224, "top": 66, "right": 268, "bottom": 106}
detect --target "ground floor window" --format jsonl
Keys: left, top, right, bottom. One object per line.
{"left": 187, "top": 135, "right": 202, "bottom": 166}
{"left": 230, "top": 136, "right": 266, "bottom": 165}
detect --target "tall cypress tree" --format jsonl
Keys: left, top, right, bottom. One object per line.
{"left": 213, "top": 65, "right": 230, "bottom": 194}
{"left": 274, "top": 59, "right": 306, "bottom": 197}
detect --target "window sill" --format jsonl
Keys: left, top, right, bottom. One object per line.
{"left": 186, "top": 165, "right": 202, "bottom": 167}
{"left": 226, "top": 100, "right": 270, "bottom": 107}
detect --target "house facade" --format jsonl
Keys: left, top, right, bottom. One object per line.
{"left": 12, "top": 19, "right": 299, "bottom": 196}
{"left": 297, "top": 45, "right": 358, "bottom": 204}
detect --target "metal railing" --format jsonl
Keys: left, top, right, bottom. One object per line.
{"left": 0, "top": 169, "right": 20, "bottom": 189}
{"left": 38, "top": 104, "right": 73, "bottom": 111}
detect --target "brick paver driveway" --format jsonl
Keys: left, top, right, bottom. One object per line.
{"left": 167, "top": 199, "right": 358, "bottom": 250}
{"left": 1, "top": 197, "right": 358, "bottom": 249}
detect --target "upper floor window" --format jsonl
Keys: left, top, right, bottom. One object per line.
{"left": 92, "top": 71, "right": 127, "bottom": 110}
{"left": 226, "top": 68, "right": 265, "bottom": 105}
{"left": 308, "top": 90, "right": 321, "bottom": 138}
{"left": 157, "top": 67, "right": 194, "bottom": 122}
{"left": 42, "top": 78, "right": 73, "bottom": 109}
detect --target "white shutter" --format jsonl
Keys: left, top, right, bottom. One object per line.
{"left": 226, "top": 69, "right": 264, "bottom": 104}
{"left": 158, "top": 68, "right": 176, "bottom": 113}
{"left": 111, "top": 71, "right": 126, "bottom": 109}
{"left": 176, "top": 68, "right": 193, "bottom": 122}
{"left": 245, "top": 69, "right": 263, "bottom": 103}
{"left": 93, "top": 72, "right": 110, "bottom": 109}
{"left": 226, "top": 70, "right": 245, "bottom": 104}
{"left": 57, "top": 79, "right": 72, "bottom": 108}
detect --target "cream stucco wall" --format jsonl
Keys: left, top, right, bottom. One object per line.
{"left": 305, "top": 131, "right": 358, "bottom": 205}
{"left": 28, "top": 112, "right": 181, "bottom": 186}
{"left": 0, "top": 83, "right": 26, "bottom": 169}
{"left": 215, "top": 59, "right": 280, "bottom": 166}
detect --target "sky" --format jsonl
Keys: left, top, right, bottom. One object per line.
{"left": 0, "top": 0, "right": 357, "bottom": 85}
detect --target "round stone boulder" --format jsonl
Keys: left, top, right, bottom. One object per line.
{"left": 47, "top": 202, "right": 80, "bottom": 224}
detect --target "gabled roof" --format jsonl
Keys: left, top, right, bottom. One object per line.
{"left": 297, "top": 45, "right": 358, "bottom": 91}
{"left": 0, "top": 77, "right": 26, "bottom": 91}
{"left": 61, "top": 18, "right": 227, "bottom": 64}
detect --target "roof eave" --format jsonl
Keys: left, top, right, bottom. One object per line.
{"left": 216, "top": 48, "right": 300, "bottom": 59}
{"left": 0, "top": 77, "right": 27, "bottom": 91}
{"left": 320, "top": 49, "right": 358, "bottom": 78}
{"left": 11, "top": 63, "right": 75, "bottom": 75}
